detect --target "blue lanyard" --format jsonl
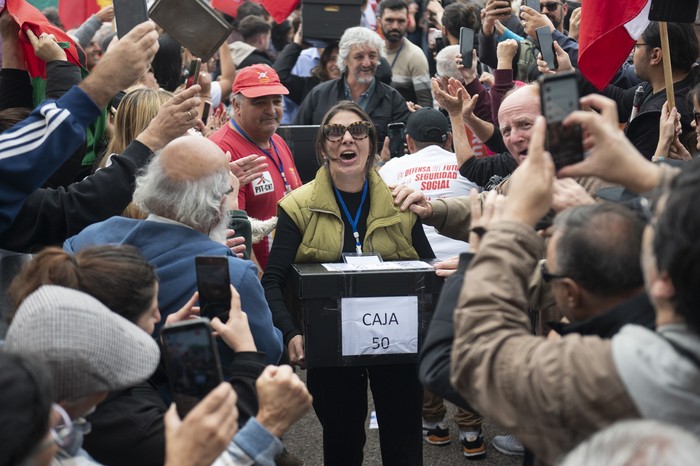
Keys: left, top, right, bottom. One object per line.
{"left": 390, "top": 38, "right": 405, "bottom": 69}
{"left": 230, "top": 119, "right": 291, "bottom": 193}
{"left": 334, "top": 179, "right": 368, "bottom": 255}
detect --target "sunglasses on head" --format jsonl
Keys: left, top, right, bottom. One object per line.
{"left": 323, "top": 121, "right": 373, "bottom": 142}
{"left": 541, "top": 1, "right": 562, "bottom": 12}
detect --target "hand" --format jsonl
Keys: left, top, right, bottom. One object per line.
{"left": 211, "top": 285, "right": 257, "bottom": 352}
{"left": 224, "top": 171, "right": 240, "bottom": 211}
{"left": 536, "top": 42, "right": 572, "bottom": 74}
{"left": 457, "top": 50, "right": 478, "bottom": 84}
{"left": 501, "top": 116, "right": 554, "bottom": 226}
{"left": 653, "top": 101, "right": 681, "bottom": 160}
{"left": 164, "top": 383, "right": 238, "bottom": 466}
{"left": 79, "top": 21, "right": 160, "bottom": 108}
{"left": 136, "top": 85, "right": 202, "bottom": 151}
{"left": 496, "top": 39, "right": 519, "bottom": 70}
{"left": 568, "top": 7, "right": 581, "bottom": 42}
{"left": 434, "top": 255, "right": 459, "bottom": 278}
{"left": 520, "top": 5, "right": 555, "bottom": 38}
{"left": 379, "top": 136, "right": 391, "bottom": 164}
{"left": 406, "top": 101, "right": 423, "bottom": 113}
{"left": 551, "top": 178, "right": 595, "bottom": 213}
{"left": 255, "top": 365, "right": 313, "bottom": 437}
{"left": 25, "top": 30, "right": 67, "bottom": 62}
{"left": 469, "top": 189, "right": 505, "bottom": 252}
{"left": 165, "top": 292, "right": 200, "bottom": 326}
{"left": 427, "top": 0, "right": 445, "bottom": 25}
{"left": 225, "top": 230, "right": 247, "bottom": 258}
{"left": 230, "top": 154, "right": 268, "bottom": 186}
{"left": 204, "top": 107, "right": 229, "bottom": 137}
{"left": 95, "top": 5, "right": 115, "bottom": 23}
{"left": 293, "top": 23, "right": 303, "bottom": 46}
{"left": 287, "top": 334, "right": 305, "bottom": 368}
{"left": 668, "top": 137, "right": 692, "bottom": 161}
{"left": 431, "top": 77, "right": 465, "bottom": 116}
{"left": 482, "top": 0, "right": 512, "bottom": 36}
{"left": 558, "top": 94, "right": 661, "bottom": 193}
{"left": 390, "top": 184, "right": 433, "bottom": 217}
{"left": 479, "top": 71, "right": 495, "bottom": 88}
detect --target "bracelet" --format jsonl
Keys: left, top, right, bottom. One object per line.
{"left": 470, "top": 226, "right": 487, "bottom": 238}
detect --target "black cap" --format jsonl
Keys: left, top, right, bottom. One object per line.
{"left": 406, "top": 108, "right": 448, "bottom": 143}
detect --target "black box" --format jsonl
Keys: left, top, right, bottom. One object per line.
{"left": 289, "top": 262, "right": 443, "bottom": 368}
{"left": 302, "top": 0, "right": 363, "bottom": 42}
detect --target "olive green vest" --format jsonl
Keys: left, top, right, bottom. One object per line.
{"left": 278, "top": 167, "right": 419, "bottom": 263}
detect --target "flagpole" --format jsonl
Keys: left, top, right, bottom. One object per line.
{"left": 659, "top": 21, "right": 675, "bottom": 110}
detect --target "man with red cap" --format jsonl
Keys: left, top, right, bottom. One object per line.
{"left": 210, "top": 64, "right": 303, "bottom": 270}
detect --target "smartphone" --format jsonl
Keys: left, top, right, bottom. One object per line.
{"left": 459, "top": 27, "right": 475, "bottom": 70}
{"left": 186, "top": 59, "right": 202, "bottom": 89}
{"left": 195, "top": 256, "right": 231, "bottom": 323}
{"left": 539, "top": 72, "right": 584, "bottom": 170}
{"left": 201, "top": 101, "right": 212, "bottom": 125}
{"left": 161, "top": 319, "right": 223, "bottom": 418}
{"left": 524, "top": 0, "right": 540, "bottom": 13}
{"left": 114, "top": 0, "right": 149, "bottom": 39}
{"left": 387, "top": 122, "right": 405, "bottom": 158}
{"left": 536, "top": 26, "right": 558, "bottom": 70}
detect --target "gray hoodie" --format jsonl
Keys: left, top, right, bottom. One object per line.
{"left": 612, "top": 323, "right": 700, "bottom": 435}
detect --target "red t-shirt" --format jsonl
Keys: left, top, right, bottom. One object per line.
{"left": 209, "top": 124, "right": 303, "bottom": 269}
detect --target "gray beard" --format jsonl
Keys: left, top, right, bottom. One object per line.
{"left": 209, "top": 209, "right": 233, "bottom": 244}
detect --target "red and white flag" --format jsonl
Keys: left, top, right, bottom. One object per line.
{"left": 578, "top": 0, "right": 651, "bottom": 90}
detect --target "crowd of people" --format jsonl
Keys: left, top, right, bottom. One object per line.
{"left": 1, "top": 0, "right": 700, "bottom": 465}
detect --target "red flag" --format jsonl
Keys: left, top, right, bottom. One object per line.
{"left": 578, "top": 0, "right": 651, "bottom": 90}
{"left": 262, "top": 0, "right": 298, "bottom": 24}
{"left": 6, "top": 0, "right": 84, "bottom": 78}
{"left": 58, "top": 0, "right": 101, "bottom": 30}
{"left": 211, "top": 0, "right": 258, "bottom": 18}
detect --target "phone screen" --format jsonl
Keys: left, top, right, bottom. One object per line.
{"left": 195, "top": 256, "right": 231, "bottom": 323}
{"left": 114, "top": 0, "right": 149, "bottom": 39}
{"left": 161, "top": 320, "right": 223, "bottom": 417}
{"left": 459, "top": 28, "right": 475, "bottom": 69}
{"left": 536, "top": 26, "right": 557, "bottom": 70}
{"left": 540, "top": 73, "right": 583, "bottom": 170}
{"left": 387, "top": 123, "right": 405, "bottom": 158}
{"left": 202, "top": 101, "right": 212, "bottom": 125}
{"left": 186, "top": 59, "right": 202, "bottom": 89}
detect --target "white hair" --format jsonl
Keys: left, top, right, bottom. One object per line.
{"left": 133, "top": 154, "right": 231, "bottom": 242}
{"left": 435, "top": 45, "right": 462, "bottom": 81}
{"left": 558, "top": 420, "right": 700, "bottom": 466}
{"left": 337, "top": 26, "right": 385, "bottom": 74}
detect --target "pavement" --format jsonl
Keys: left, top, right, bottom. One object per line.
{"left": 283, "top": 369, "right": 524, "bottom": 466}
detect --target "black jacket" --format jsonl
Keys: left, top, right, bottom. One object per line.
{"left": 83, "top": 351, "right": 266, "bottom": 466}
{"left": 294, "top": 74, "right": 410, "bottom": 145}
{"left": 579, "top": 71, "right": 696, "bottom": 159}
{"left": 419, "top": 253, "right": 475, "bottom": 411}
{"left": 549, "top": 293, "right": 656, "bottom": 339}
{"left": 0, "top": 140, "right": 152, "bottom": 253}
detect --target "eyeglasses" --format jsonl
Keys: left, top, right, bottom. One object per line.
{"left": 633, "top": 42, "right": 648, "bottom": 51}
{"left": 540, "top": 261, "right": 568, "bottom": 283}
{"left": 223, "top": 186, "right": 235, "bottom": 196}
{"left": 541, "top": 1, "right": 563, "bottom": 12}
{"left": 693, "top": 111, "right": 700, "bottom": 127}
{"left": 323, "top": 121, "right": 373, "bottom": 142}
{"left": 34, "top": 404, "right": 75, "bottom": 452}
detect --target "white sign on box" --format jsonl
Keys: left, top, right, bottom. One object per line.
{"left": 341, "top": 296, "right": 418, "bottom": 356}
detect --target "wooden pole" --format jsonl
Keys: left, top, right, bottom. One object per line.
{"left": 659, "top": 21, "right": 675, "bottom": 110}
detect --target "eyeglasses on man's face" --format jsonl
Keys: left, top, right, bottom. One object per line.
{"left": 34, "top": 404, "right": 75, "bottom": 453}
{"left": 540, "top": 261, "right": 568, "bottom": 283}
{"left": 540, "top": 1, "right": 563, "bottom": 12}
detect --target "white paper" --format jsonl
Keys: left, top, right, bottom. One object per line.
{"left": 344, "top": 255, "right": 382, "bottom": 265}
{"left": 369, "top": 410, "right": 379, "bottom": 429}
{"left": 341, "top": 296, "right": 418, "bottom": 356}
{"left": 322, "top": 260, "right": 433, "bottom": 272}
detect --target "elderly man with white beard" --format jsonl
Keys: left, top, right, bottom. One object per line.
{"left": 64, "top": 135, "right": 283, "bottom": 364}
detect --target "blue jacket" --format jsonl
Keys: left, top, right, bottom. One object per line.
{"left": 64, "top": 217, "right": 283, "bottom": 364}
{"left": 0, "top": 86, "right": 100, "bottom": 232}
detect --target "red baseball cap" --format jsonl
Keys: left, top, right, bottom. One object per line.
{"left": 232, "top": 64, "right": 289, "bottom": 98}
